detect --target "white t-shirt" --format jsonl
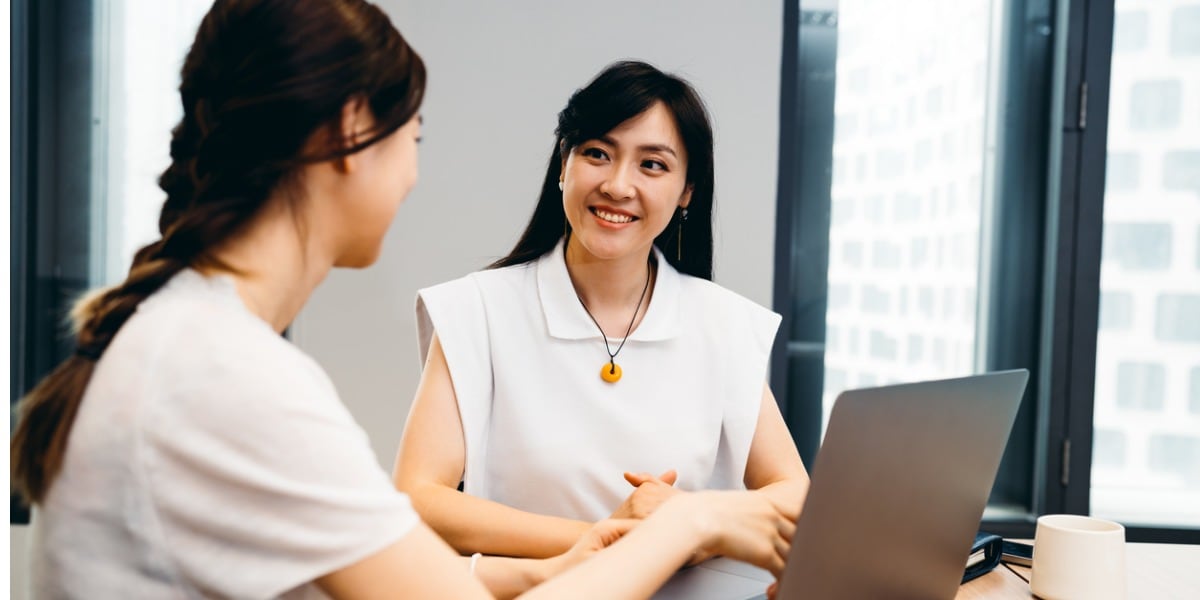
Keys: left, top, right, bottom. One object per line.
{"left": 30, "top": 270, "right": 419, "bottom": 599}
{"left": 415, "top": 240, "right": 780, "bottom": 522}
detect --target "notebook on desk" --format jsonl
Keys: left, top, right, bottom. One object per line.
{"left": 654, "top": 370, "right": 1029, "bottom": 600}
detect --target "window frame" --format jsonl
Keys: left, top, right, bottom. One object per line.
{"left": 10, "top": 0, "right": 99, "bottom": 525}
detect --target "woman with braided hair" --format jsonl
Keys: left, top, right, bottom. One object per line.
{"left": 10, "top": 1, "right": 794, "bottom": 599}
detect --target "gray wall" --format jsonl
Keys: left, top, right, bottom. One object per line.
{"left": 293, "top": 0, "right": 783, "bottom": 469}
{"left": 10, "top": 3, "right": 780, "bottom": 597}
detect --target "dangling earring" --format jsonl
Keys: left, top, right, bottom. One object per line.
{"left": 676, "top": 207, "right": 688, "bottom": 261}
{"left": 561, "top": 181, "right": 570, "bottom": 240}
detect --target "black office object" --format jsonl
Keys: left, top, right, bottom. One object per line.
{"left": 962, "top": 532, "right": 1004, "bottom": 584}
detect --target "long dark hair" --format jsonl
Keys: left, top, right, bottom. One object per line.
{"left": 11, "top": 0, "right": 426, "bottom": 503}
{"left": 489, "top": 61, "right": 715, "bottom": 280}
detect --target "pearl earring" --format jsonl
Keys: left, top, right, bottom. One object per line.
{"left": 558, "top": 181, "right": 564, "bottom": 192}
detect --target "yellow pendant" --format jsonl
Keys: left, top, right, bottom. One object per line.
{"left": 600, "top": 362, "right": 622, "bottom": 383}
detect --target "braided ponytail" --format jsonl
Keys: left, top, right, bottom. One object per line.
{"left": 11, "top": 0, "right": 425, "bottom": 503}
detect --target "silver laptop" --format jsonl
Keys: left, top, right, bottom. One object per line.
{"left": 654, "top": 370, "right": 1029, "bottom": 600}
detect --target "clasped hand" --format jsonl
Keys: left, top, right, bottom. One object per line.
{"left": 609, "top": 469, "right": 682, "bottom": 520}
{"left": 608, "top": 469, "right": 797, "bottom": 581}
{"left": 609, "top": 469, "right": 714, "bottom": 566}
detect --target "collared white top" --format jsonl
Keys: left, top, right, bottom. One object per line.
{"left": 416, "top": 240, "right": 780, "bottom": 521}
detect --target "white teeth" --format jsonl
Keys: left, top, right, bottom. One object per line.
{"left": 594, "top": 208, "right": 634, "bottom": 224}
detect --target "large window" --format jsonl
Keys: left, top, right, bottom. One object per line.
{"left": 774, "top": 0, "right": 1052, "bottom": 518}
{"left": 774, "top": 0, "right": 1199, "bottom": 541}
{"left": 1090, "top": 0, "right": 1200, "bottom": 528}
{"left": 823, "top": 0, "right": 993, "bottom": 425}
{"left": 99, "top": 1, "right": 212, "bottom": 283}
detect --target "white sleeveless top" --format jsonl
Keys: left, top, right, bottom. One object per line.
{"left": 416, "top": 241, "right": 780, "bottom": 521}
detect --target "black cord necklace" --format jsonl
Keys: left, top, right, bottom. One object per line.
{"left": 575, "top": 256, "right": 653, "bottom": 383}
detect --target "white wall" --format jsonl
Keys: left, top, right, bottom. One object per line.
{"left": 11, "top": 525, "right": 30, "bottom": 598}
{"left": 294, "top": 0, "right": 783, "bottom": 469}
{"left": 10, "top": 4, "right": 780, "bottom": 597}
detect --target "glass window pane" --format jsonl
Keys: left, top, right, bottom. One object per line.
{"left": 823, "top": 0, "right": 992, "bottom": 422}
{"left": 98, "top": 1, "right": 212, "bottom": 285}
{"left": 1091, "top": 0, "right": 1200, "bottom": 528}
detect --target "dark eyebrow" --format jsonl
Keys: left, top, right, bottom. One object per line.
{"left": 596, "top": 135, "right": 679, "bottom": 159}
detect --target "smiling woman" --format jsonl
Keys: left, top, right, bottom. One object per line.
{"left": 393, "top": 60, "right": 810, "bottom": 561}
{"left": 563, "top": 102, "right": 692, "bottom": 267}
{"left": 493, "top": 61, "right": 716, "bottom": 280}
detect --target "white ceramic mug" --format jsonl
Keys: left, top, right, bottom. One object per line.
{"left": 1030, "top": 514, "right": 1126, "bottom": 600}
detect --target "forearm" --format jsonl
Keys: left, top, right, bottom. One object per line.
{"left": 752, "top": 477, "right": 809, "bottom": 516}
{"left": 518, "top": 506, "right": 702, "bottom": 599}
{"left": 743, "top": 385, "right": 811, "bottom": 520}
{"left": 409, "top": 482, "right": 591, "bottom": 557}
{"left": 473, "top": 555, "right": 552, "bottom": 600}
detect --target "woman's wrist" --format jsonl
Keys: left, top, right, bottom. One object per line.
{"left": 538, "top": 554, "right": 567, "bottom": 584}
{"left": 656, "top": 493, "right": 718, "bottom": 553}
{"left": 475, "top": 555, "right": 555, "bottom": 598}
{"left": 541, "top": 520, "right": 598, "bottom": 581}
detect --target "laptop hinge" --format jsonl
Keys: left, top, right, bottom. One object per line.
{"left": 1060, "top": 438, "right": 1071, "bottom": 486}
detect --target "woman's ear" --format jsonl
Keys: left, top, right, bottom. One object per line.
{"left": 331, "top": 154, "right": 352, "bottom": 174}
{"left": 679, "top": 184, "right": 694, "bottom": 209}
{"left": 559, "top": 139, "right": 569, "bottom": 180}
{"left": 332, "top": 96, "right": 371, "bottom": 174}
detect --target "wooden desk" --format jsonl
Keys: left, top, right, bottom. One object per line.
{"left": 955, "top": 542, "right": 1200, "bottom": 599}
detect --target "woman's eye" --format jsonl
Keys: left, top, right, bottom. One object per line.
{"left": 582, "top": 147, "right": 609, "bottom": 160}
{"left": 642, "top": 160, "right": 667, "bottom": 171}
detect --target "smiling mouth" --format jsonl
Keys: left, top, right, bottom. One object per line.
{"left": 590, "top": 207, "right": 638, "bottom": 224}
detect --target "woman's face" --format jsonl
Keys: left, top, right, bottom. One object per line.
{"left": 561, "top": 101, "right": 692, "bottom": 264}
{"left": 333, "top": 113, "right": 421, "bottom": 268}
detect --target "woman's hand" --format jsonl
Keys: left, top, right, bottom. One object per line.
{"left": 541, "top": 518, "right": 638, "bottom": 580}
{"left": 609, "top": 470, "right": 681, "bottom": 520}
{"left": 766, "top": 580, "right": 780, "bottom": 600}
{"left": 668, "top": 490, "right": 796, "bottom": 578}
{"left": 513, "top": 489, "right": 795, "bottom": 600}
